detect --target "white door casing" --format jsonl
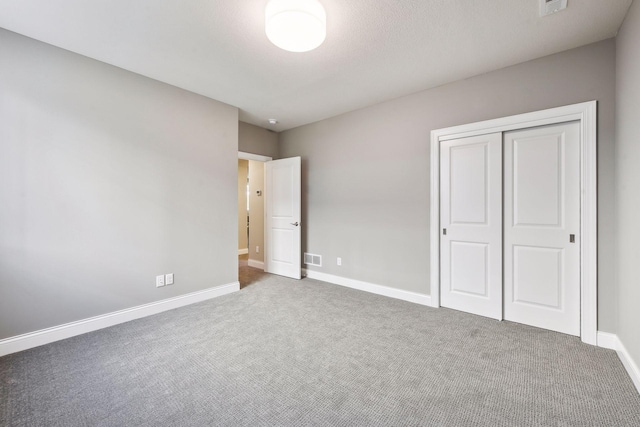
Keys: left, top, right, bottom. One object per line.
{"left": 503, "top": 122, "right": 580, "bottom": 336}
{"left": 265, "top": 157, "right": 302, "bottom": 279}
{"left": 440, "top": 133, "right": 502, "bottom": 320}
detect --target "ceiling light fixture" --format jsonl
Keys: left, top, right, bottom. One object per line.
{"left": 265, "top": 0, "right": 326, "bottom": 53}
{"left": 268, "top": 119, "right": 278, "bottom": 125}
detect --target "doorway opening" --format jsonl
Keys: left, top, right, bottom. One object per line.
{"left": 238, "top": 152, "right": 272, "bottom": 288}
{"left": 237, "top": 152, "right": 302, "bottom": 284}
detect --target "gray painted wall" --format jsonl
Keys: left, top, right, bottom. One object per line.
{"left": 615, "top": 0, "right": 640, "bottom": 371}
{"left": 279, "top": 39, "right": 617, "bottom": 332}
{"left": 239, "top": 121, "right": 279, "bottom": 159}
{"left": 0, "top": 29, "right": 239, "bottom": 340}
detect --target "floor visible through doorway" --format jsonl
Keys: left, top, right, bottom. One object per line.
{"left": 238, "top": 254, "right": 266, "bottom": 289}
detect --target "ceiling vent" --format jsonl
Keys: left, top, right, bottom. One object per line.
{"left": 540, "top": 0, "right": 567, "bottom": 17}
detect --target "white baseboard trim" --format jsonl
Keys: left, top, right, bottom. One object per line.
{"left": 248, "top": 259, "right": 264, "bottom": 270}
{"left": 597, "top": 331, "right": 640, "bottom": 393}
{"left": 303, "top": 269, "right": 431, "bottom": 306}
{"left": 617, "top": 339, "right": 640, "bottom": 393}
{"left": 0, "top": 282, "right": 240, "bottom": 357}
{"left": 596, "top": 331, "right": 618, "bottom": 350}
{"left": 238, "top": 248, "right": 248, "bottom": 255}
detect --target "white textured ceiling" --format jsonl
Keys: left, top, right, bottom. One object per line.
{"left": 0, "top": 0, "right": 633, "bottom": 131}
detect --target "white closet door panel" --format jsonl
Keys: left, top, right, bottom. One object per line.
{"left": 504, "top": 122, "right": 580, "bottom": 336}
{"left": 450, "top": 242, "right": 489, "bottom": 296}
{"left": 513, "top": 246, "right": 562, "bottom": 308}
{"left": 513, "top": 136, "right": 562, "bottom": 227}
{"left": 440, "top": 133, "right": 502, "bottom": 320}
{"left": 450, "top": 143, "right": 488, "bottom": 224}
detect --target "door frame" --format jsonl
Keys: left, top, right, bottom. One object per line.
{"left": 429, "top": 101, "right": 597, "bottom": 345}
{"left": 238, "top": 151, "right": 272, "bottom": 162}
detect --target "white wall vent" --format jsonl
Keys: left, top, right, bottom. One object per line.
{"left": 304, "top": 253, "right": 322, "bottom": 267}
{"left": 540, "top": 0, "right": 567, "bottom": 17}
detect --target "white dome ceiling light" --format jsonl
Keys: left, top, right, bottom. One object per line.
{"left": 265, "top": 0, "right": 327, "bottom": 53}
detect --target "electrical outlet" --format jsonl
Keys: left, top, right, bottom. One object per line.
{"left": 256, "top": 246, "right": 260, "bottom": 253}
{"left": 165, "top": 273, "right": 174, "bottom": 285}
{"left": 156, "top": 275, "right": 165, "bottom": 287}
{"left": 337, "top": 257, "right": 342, "bottom": 266}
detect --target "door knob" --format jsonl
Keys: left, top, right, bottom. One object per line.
{"left": 291, "top": 222, "right": 300, "bottom": 226}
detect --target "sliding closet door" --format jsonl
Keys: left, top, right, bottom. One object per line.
{"left": 440, "top": 133, "right": 502, "bottom": 320}
{"left": 503, "top": 122, "right": 580, "bottom": 336}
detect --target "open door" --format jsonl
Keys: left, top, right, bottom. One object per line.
{"left": 265, "top": 157, "right": 301, "bottom": 279}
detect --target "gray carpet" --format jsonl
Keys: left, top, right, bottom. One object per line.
{"left": 1, "top": 265, "right": 640, "bottom": 426}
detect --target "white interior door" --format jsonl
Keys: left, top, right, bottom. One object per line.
{"left": 440, "top": 133, "right": 502, "bottom": 319}
{"left": 503, "top": 122, "right": 580, "bottom": 336}
{"left": 265, "top": 157, "right": 301, "bottom": 279}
